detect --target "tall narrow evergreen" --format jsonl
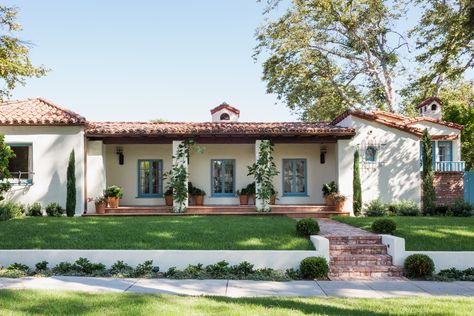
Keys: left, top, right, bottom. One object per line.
{"left": 353, "top": 150, "right": 362, "bottom": 216}
{"left": 66, "top": 149, "right": 76, "bottom": 217}
{"left": 421, "top": 130, "right": 436, "bottom": 214}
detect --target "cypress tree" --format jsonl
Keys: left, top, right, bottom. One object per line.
{"left": 66, "top": 149, "right": 76, "bottom": 217}
{"left": 421, "top": 129, "right": 436, "bottom": 214}
{"left": 353, "top": 150, "right": 362, "bottom": 216}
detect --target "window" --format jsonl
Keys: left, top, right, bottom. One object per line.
{"left": 431, "top": 103, "right": 437, "bottom": 111}
{"left": 437, "top": 141, "right": 452, "bottom": 162}
{"left": 137, "top": 160, "right": 163, "bottom": 197}
{"left": 282, "top": 159, "right": 307, "bottom": 196}
{"left": 365, "top": 146, "right": 377, "bottom": 162}
{"left": 7, "top": 144, "right": 33, "bottom": 183}
{"left": 211, "top": 159, "right": 235, "bottom": 196}
{"left": 419, "top": 141, "right": 436, "bottom": 167}
{"left": 220, "top": 113, "right": 230, "bottom": 121}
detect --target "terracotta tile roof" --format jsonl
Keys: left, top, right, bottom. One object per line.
{"left": 416, "top": 96, "right": 442, "bottom": 109}
{"left": 85, "top": 121, "right": 355, "bottom": 137}
{"left": 330, "top": 109, "right": 462, "bottom": 138}
{"left": 210, "top": 102, "right": 240, "bottom": 115}
{"left": 0, "top": 98, "right": 86, "bottom": 126}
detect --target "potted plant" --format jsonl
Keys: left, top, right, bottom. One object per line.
{"left": 104, "top": 185, "right": 123, "bottom": 208}
{"left": 94, "top": 196, "right": 107, "bottom": 214}
{"left": 322, "top": 181, "right": 338, "bottom": 206}
{"left": 246, "top": 182, "right": 256, "bottom": 205}
{"left": 192, "top": 187, "right": 206, "bottom": 206}
{"left": 164, "top": 186, "right": 173, "bottom": 207}
{"left": 270, "top": 187, "right": 277, "bottom": 205}
{"left": 236, "top": 188, "right": 249, "bottom": 205}
{"left": 333, "top": 194, "right": 347, "bottom": 212}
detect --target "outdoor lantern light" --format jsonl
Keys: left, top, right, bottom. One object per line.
{"left": 320, "top": 145, "right": 327, "bottom": 164}
{"left": 116, "top": 146, "right": 124, "bottom": 165}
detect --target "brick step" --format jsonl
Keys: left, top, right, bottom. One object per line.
{"left": 329, "top": 265, "right": 404, "bottom": 279}
{"left": 330, "top": 254, "right": 392, "bottom": 266}
{"left": 327, "top": 235, "right": 382, "bottom": 245}
{"left": 329, "top": 244, "right": 387, "bottom": 255}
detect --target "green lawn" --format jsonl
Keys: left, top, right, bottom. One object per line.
{"left": 333, "top": 216, "right": 474, "bottom": 251}
{"left": 0, "top": 216, "right": 313, "bottom": 250}
{"left": 0, "top": 290, "right": 472, "bottom": 316}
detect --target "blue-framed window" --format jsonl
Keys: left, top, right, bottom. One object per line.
{"left": 437, "top": 141, "right": 453, "bottom": 162}
{"left": 211, "top": 159, "right": 235, "bottom": 196}
{"left": 137, "top": 159, "right": 163, "bottom": 197}
{"left": 365, "top": 146, "right": 377, "bottom": 162}
{"left": 6, "top": 143, "right": 33, "bottom": 184}
{"left": 420, "top": 141, "right": 436, "bottom": 167}
{"left": 282, "top": 159, "right": 307, "bottom": 196}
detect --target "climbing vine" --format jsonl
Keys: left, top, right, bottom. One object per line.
{"left": 247, "top": 140, "right": 279, "bottom": 212}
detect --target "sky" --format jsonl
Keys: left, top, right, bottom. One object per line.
{"left": 3, "top": 0, "right": 296, "bottom": 122}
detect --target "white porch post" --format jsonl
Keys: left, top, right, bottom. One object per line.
{"left": 254, "top": 139, "right": 271, "bottom": 211}
{"left": 336, "top": 139, "right": 354, "bottom": 214}
{"left": 172, "top": 140, "right": 188, "bottom": 211}
{"left": 86, "top": 140, "right": 107, "bottom": 213}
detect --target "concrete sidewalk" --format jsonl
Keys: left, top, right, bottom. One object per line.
{"left": 1, "top": 277, "right": 474, "bottom": 298}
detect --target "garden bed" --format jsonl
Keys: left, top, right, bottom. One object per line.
{"left": 333, "top": 216, "right": 474, "bottom": 251}
{"left": 0, "top": 216, "right": 313, "bottom": 250}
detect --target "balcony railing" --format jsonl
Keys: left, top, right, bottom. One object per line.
{"left": 434, "top": 161, "right": 465, "bottom": 172}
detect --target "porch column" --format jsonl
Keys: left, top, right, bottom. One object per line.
{"left": 172, "top": 140, "right": 188, "bottom": 211}
{"left": 336, "top": 139, "right": 354, "bottom": 214}
{"left": 86, "top": 140, "right": 107, "bottom": 213}
{"left": 254, "top": 139, "right": 271, "bottom": 212}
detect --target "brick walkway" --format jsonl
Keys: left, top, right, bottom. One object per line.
{"left": 319, "top": 219, "right": 374, "bottom": 237}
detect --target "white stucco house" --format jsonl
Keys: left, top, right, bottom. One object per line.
{"left": 0, "top": 97, "right": 465, "bottom": 215}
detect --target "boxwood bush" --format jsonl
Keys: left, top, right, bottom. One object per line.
{"left": 296, "top": 218, "right": 320, "bottom": 236}
{"left": 363, "top": 199, "right": 387, "bottom": 217}
{"left": 299, "top": 257, "right": 329, "bottom": 279}
{"left": 0, "top": 201, "right": 25, "bottom": 221}
{"left": 388, "top": 200, "right": 420, "bottom": 216}
{"left": 45, "top": 202, "right": 64, "bottom": 217}
{"left": 27, "top": 202, "right": 42, "bottom": 217}
{"left": 371, "top": 218, "right": 396, "bottom": 234}
{"left": 404, "top": 254, "right": 435, "bottom": 278}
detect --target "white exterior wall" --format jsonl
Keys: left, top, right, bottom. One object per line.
{"left": 105, "top": 144, "right": 172, "bottom": 206}
{"left": 337, "top": 116, "right": 422, "bottom": 214}
{"left": 1, "top": 126, "right": 85, "bottom": 214}
{"left": 211, "top": 109, "right": 239, "bottom": 122}
{"left": 86, "top": 140, "right": 107, "bottom": 211}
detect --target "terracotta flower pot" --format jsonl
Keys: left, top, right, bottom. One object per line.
{"left": 194, "top": 195, "right": 204, "bottom": 206}
{"left": 335, "top": 200, "right": 345, "bottom": 212}
{"left": 324, "top": 195, "right": 335, "bottom": 206}
{"left": 270, "top": 195, "right": 276, "bottom": 205}
{"left": 165, "top": 195, "right": 173, "bottom": 207}
{"left": 95, "top": 202, "right": 106, "bottom": 214}
{"left": 107, "top": 197, "right": 120, "bottom": 208}
{"left": 239, "top": 195, "right": 249, "bottom": 205}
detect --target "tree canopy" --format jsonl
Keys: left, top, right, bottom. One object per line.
{"left": 0, "top": 5, "right": 47, "bottom": 100}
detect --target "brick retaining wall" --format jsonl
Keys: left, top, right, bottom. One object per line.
{"left": 433, "top": 172, "right": 464, "bottom": 205}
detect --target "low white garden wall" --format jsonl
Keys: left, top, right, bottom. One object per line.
{"left": 0, "top": 236, "right": 330, "bottom": 270}
{"left": 381, "top": 235, "right": 474, "bottom": 272}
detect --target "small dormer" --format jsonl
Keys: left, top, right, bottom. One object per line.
{"left": 210, "top": 102, "right": 240, "bottom": 122}
{"left": 416, "top": 97, "right": 442, "bottom": 120}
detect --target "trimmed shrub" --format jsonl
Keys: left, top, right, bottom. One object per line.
{"left": 7, "top": 263, "right": 29, "bottom": 272}
{"left": 0, "top": 201, "right": 25, "bottom": 221}
{"left": 230, "top": 261, "right": 255, "bottom": 277}
{"left": 73, "top": 257, "right": 106, "bottom": 275}
{"left": 299, "top": 257, "right": 329, "bottom": 279}
{"left": 433, "top": 204, "right": 449, "bottom": 216}
{"left": 110, "top": 260, "right": 134, "bottom": 277}
{"left": 296, "top": 218, "right": 320, "bottom": 236}
{"left": 66, "top": 149, "right": 76, "bottom": 217}
{"left": 27, "top": 202, "right": 42, "bottom": 216}
{"left": 205, "top": 260, "right": 230, "bottom": 278}
{"left": 45, "top": 202, "right": 64, "bottom": 217}
{"left": 388, "top": 200, "right": 420, "bottom": 216}
{"left": 363, "top": 198, "right": 387, "bottom": 217}
{"left": 35, "top": 261, "right": 48, "bottom": 271}
{"left": 450, "top": 200, "right": 473, "bottom": 217}
{"left": 404, "top": 254, "right": 435, "bottom": 278}
{"left": 134, "top": 260, "right": 154, "bottom": 277}
{"left": 371, "top": 218, "right": 396, "bottom": 234}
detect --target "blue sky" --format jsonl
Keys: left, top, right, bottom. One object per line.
{"left": 4, "top": 0, "right": 295, "bottom": 122}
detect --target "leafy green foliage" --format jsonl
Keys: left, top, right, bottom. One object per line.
{"left": 110, "top": 260, "right": 134, "bottom": 277}
{"left": 0, "top": 6, "right": 48, "bottom": 100}
{"left": 27, "top": 202, "right": 42, "bottom": 216}
{"left": 433, "top": 267, "right": 474, "bottom": 281}
{"left": 321, "top": 181, "right": 337, "bottom": 197}
{"left": 7, "top": 262, "right": 29, "bottom": 272}
{"left": 371, "top": 218, "right": 397, "bottom": 234}
{"left": 404, "top": 254, "right": 435, "bottom": 279}
{"left": 353, "top": 150, "right": 362, "bottom": 216}
{"left": 449, "top": 200, "right": 473, "bottom": 217}
{"left": 35, "top": 261, "right": 48, "bottom": 271}
{"left": 104, "top": 185, "right": 123, "bottom": 198}
{"left": 66, "top": 150, "right": 76, "bottom": 217}
{"left": 363, "top": 198, "right": 388, "bottom": 217}
{"left": 45, "top": 202, "right": 64, "bottom": 217}
{"left": 134, "top": 260, "right": 154, "bottom": 277}
{"left": 0, "top": 135, "right": 15, "bottom": 201}
{"left": 299, "top": 257, "right": 329, "bottom": 279}
{"left": 296, "top": 218, "right": 320, "bottom": 236}
{"left": 247, "top": 140, "right": 279, "bottom": 212}
{"left": 0, "top": 201, "right": 25, "bottom": 221}
{"left": 388, "top": 200, "right": 421, "bottom": 216}
{"left": 421, "top": 130, "right": 436, "bottom": 214}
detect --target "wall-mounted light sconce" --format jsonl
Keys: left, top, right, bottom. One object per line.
{"left": 116, "top": 146, "right": 124, "bottom": 165}
{"left": 320, "top": 145, "right": 327, "bottom": 164}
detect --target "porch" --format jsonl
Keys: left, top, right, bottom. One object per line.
{"left": 84, "top": 204, "right": 349, "bottom": 218}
